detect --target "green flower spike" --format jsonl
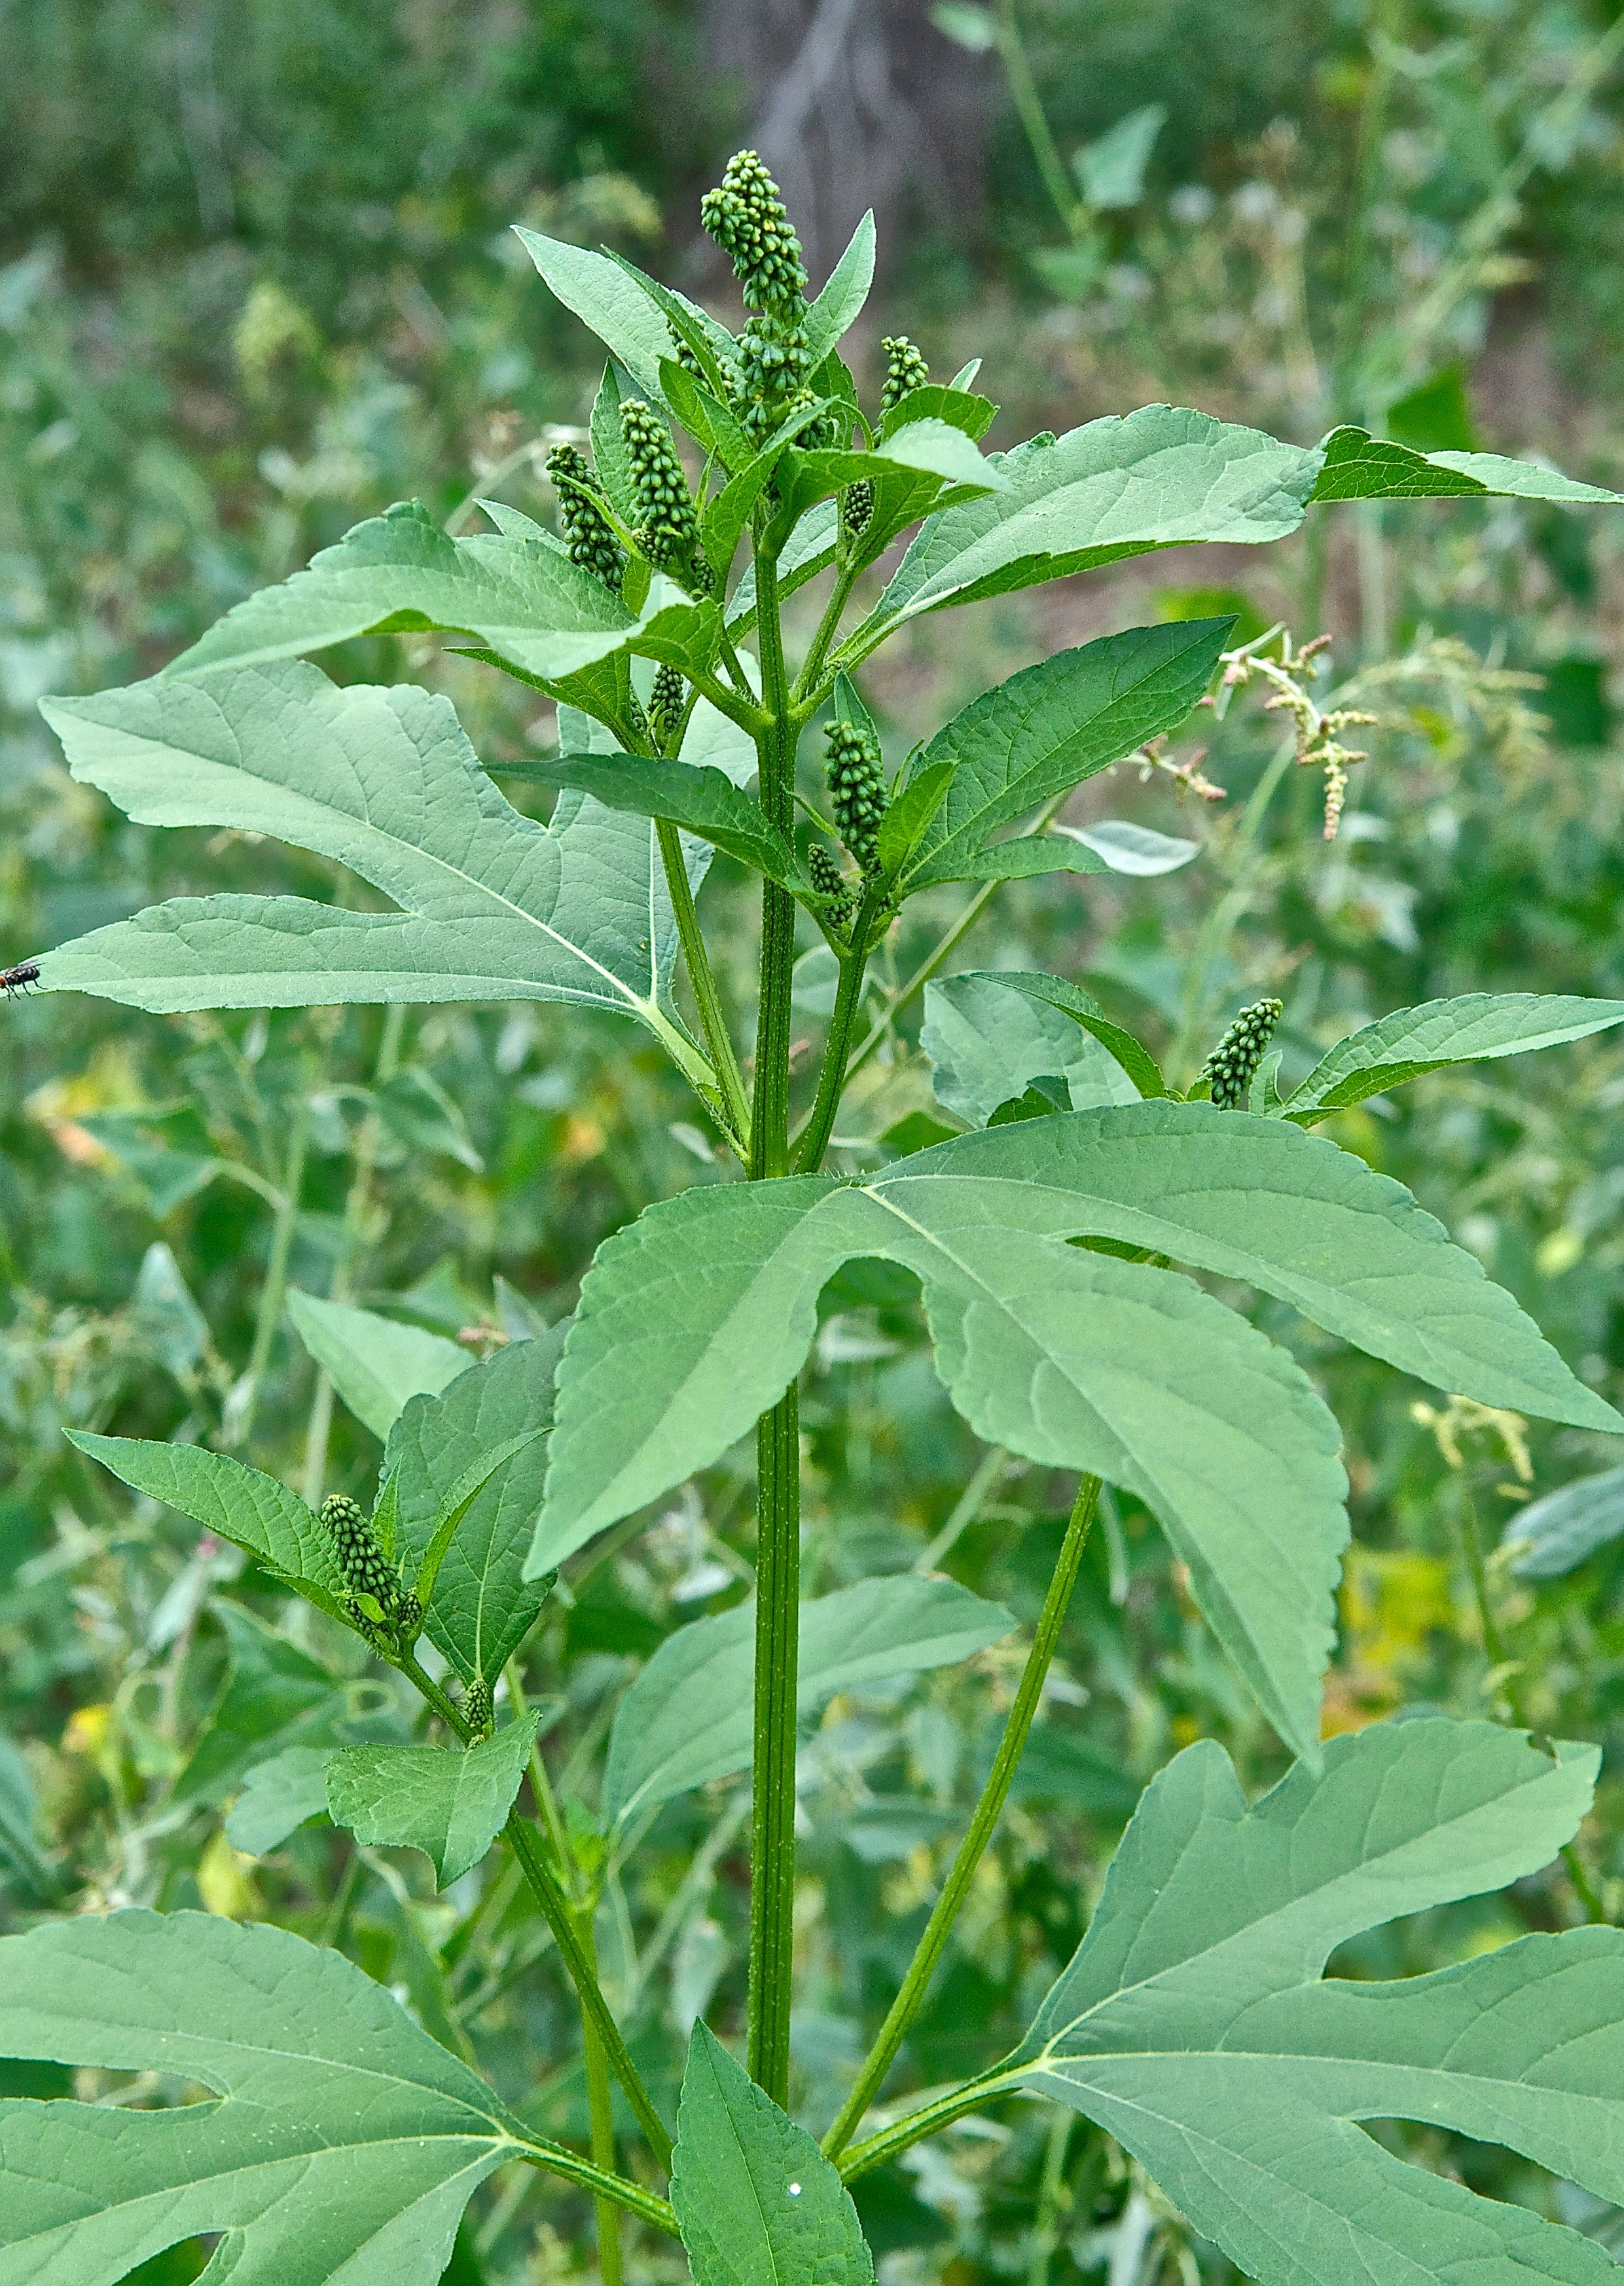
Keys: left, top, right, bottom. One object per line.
{"left": 462, "top": 1675, "right": 493, "bottom": 1741}
{"left": 619, "top": 399, "right": 713, "bottom": 592}
{"left": 842, "top": 476, "right": 875, "bottom": 538}
{"left": 824, "top": 718, "right": 889, "bottom": 873}
{"left": 648, "top": 663, "right": 687, "bottom": 754}
{"left": 880, "top": 335, "right": 929, "bottom": 415}
{"left": 807, "top": 841, "right": 856, "bottom": 930}
{"left": 317, "top": 1491, "right": 415, "bottom": 1646}
{"left": 1199, "top": 998, "right": 1284, "bottom": 1108}
{"left": 545, "top": 442, "right": 624, "bottom": 596}
{"left": 700, "top": 149, "right": 816, "bottom": 443}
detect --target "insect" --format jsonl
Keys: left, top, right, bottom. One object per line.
{"left": 1, "top": 962, "right": 41, "bottom": 998}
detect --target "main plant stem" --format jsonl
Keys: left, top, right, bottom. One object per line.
{"left": 823, "top": 1474, "right": 1101, "bottom": 2158}
{"left": 747, "top": 534, "right": 803, "bottom": 2104}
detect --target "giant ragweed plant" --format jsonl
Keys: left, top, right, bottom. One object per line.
{"left": 10, "top": 154, "right": 1624, "bottom": 2286}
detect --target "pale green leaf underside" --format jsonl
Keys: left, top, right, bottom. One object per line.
{"left": 384, "top": 1326, "right": 567, "bottom": 1680}
{"left": 287, "top": 1289, "right": 470, "bottom": 1441}
{"left": 1283, "top": 992, "right": 1624, "bottom": 1120}
{"left": 537, "top": 1142, "right": 1350, "bottom": 1760}
{"left": 673, "top": 2022, "right": 875, "bottom": 2286}
{"left": 1310, "top": 426, "right": 1624, "bottom": 504}
{"left": 0, "top": 1910, "right": 520, "bottom": 2286}
{"left": 604, "top": 1575, "right": 1013, "bottom": 1825}
{"left": 326, "top": 1713, "right": 541, "bottom": 1887}
{"left": 1006, "top": 1716, "right": 1621, "bottom": 2286}
{"left": 922, "top": 972, "right": 1142, "bottom": 1125}
{"left": 1502, "top": 1465, "right": 1624, "bottom": 1580}
{"left": 162, "top": 497, "right": 709, "bottom": 685}
{"left": 903, "top": 619, "right": 1231, "bottom": 888}
{"left": 35, "top": 661, "right": 706, "bottom": 1050}
{"left": 65, "top": 1431, "right": 348, "bottom": 1619}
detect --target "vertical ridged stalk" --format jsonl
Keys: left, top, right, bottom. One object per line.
{"left": 746, "top": 534, "right": 802, "bottom": 2103}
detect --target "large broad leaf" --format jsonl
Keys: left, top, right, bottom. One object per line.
{"left": 383, "top": 1326, "right": 568, "bottom": 1682}
{"left": 1502, "top": 1466, "right": 1624, "bottom": 1579}
{"left": 0, "top": 1909, "right": 530, "bottom": 2283}
{"left": 603, "top": 1576, "right": 1013, "bottom": 1826}
{"left": 35, "top": 661, "right": 712, "bottom": 1074}
{"left": 534, "top": 1163, "right": 1348, "bottom": 1761}
{"left": 65, "top": 1431, "right": 350, "bottom": 1624}
{"left": 870, "top": 408, "right": 1319, "bottom": 631}
{"left": 998, "top": 1716, "right": 1624, "bottom": 2286}
{"left": 897, "top": 620, "right": 1231, "bottom": 890}
{"left": 160, "top": 498, "right": 713, "bottom": 685}
{"left": 672, "top": 2022, "right": 875, "bottom": 2286}
{"left": 287, "top": 1290, "right": 469, "bottom": 1441}
{"left": 922, "top": 973, "right": 1144, "bottom": 1125}
{"left": 325, "top": 1714, "right": 542, "bottom": 1888}
{"left": 537, "top": 1106, "right": 1621, "bottom": 1756}
{"left": 1310, "top": 425, "right": 1624, "bottom": 505}
{"left": 1282, "top": 992, "right": 1624, "bottom": 1122}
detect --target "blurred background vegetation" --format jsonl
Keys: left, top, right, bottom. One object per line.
{"left": 9, "top": 3, "right": 1624, "bottom": 2280}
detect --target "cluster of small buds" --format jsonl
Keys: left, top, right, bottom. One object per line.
{"left": 824, "top": 719, "right": 889, "bottom": 872}
{"left": 545, "top": 444, "right": 624, "bottom": 596}
{"left": 1217, "top": 632, "right": 1376, "bottom": 839}
{"left": 648, "top": 664, "right": 687, "bottom": 754}
{"left": 806, "top": 841, "right": 856, "bottom": 931}
{"left": 842, "top": 477, "right": 874, "bottom": 539}
{"left": 623, "top": 690, "right": 651, "bottom": 744}
{"left": 619, "top": 399, "right": 713, "bottom": 591}
{"left": 880, "top": 336, "right": 929, "bottom": 415}
{"left": 700, "top": 151, "right": 814, "bottom": 443}
{"left": 1198, "top": 999, "right": 1283, "bottom": 1109}
{"left": 462, "top": 1675, "right": 494, "bottom": 1740}
{"left": 319, "top": 1493, "right": 418, "bottom": 1648}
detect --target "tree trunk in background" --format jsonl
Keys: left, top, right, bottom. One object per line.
{"left": 698, "top": 0, "right": 988, "bottom": 280}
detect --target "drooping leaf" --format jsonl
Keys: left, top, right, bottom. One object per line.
{"left": 876, "top": 385, "right": 998, "bottom": 445}
{"left": 535, "top": 1160, "right": 1349, "bottom": 1760}
{"left": 225, "top": 1743, "right": 336, "bottom": 1855}
{"left": 1280, "top": 992, "right": 1624, "bottom": 1122}
{"left": 870, "top": 409, "right": 1318, "bottom": 631}
{"left": 35, "top": 663, "right": 713, "bottom": 1076}
{"left": 672, "top": 2022, "right": 875, "bottom": 2286}
{"left": 774, "top": 417, "right": 1005, "bottom": 548}
{"left": 1310, "top": 424, "right": 1624, "bottom": 505}
{"left": 922, "top": 973, "right": 1144, "bottom": 1126}
{"left": 1502, "top": 1466, "right": 1624, "bottom": 1579}
{"left": 506, "top": 750, "right": 808, "bottom": 891}
{"left": 803, "top": 211, "right": 877, "bottom": 367}
{"left": 159, "top": 498, "right": 713, "bottom": 686}
{"left": 999, "top": 1716, "right": 1624, "bottom": 2286}
{"left": 1052, "top": 818, "right": 1199, "bottom": 875}
{"left": 65, "top": 1431, "right": 350, "bottom": 1623}
{"left": 604, "top": 1576, "right": 1013, "bottom": 1826}
{"left": 0, "top": 1909, "right": 528, "bottom": 2283}
{"left": 286, "top": 1290, "right": 469, "bottom": 1442}
{"left": 326, "top": 1713, "right": 542, "bottom": 1888}
{"left": 384, "top": 1327, "right": 568, "bottom": 1682}
{"left": 897, "top": 620, "right": 1231, "bottom": 890}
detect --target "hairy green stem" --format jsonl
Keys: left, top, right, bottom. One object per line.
{"left": 793, "top": 887, "right": 886, "bottom": 1172}
{"left": 745, "top": 528, "right": 805, "bottom": 2104}
{"left": 838, "top": 2066, "right": 1020, "bottom": 2182}
{"left": 577, "top": 1908, "right": 625, "bottom": 2286}
{"left": 655, "top": 816, "right": 752, "bottom": 1152}
{"left": 395, "top": 1648, "right": 674, "bottom": 2170}
{"left": 823, "top": 1474, "right": 1100, "bottom": 2158}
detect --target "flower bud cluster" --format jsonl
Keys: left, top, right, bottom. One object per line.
{"left": 824, "top": 719, "right": 888, "bottom": 873}
{"left": 546, "top": 444, "right": 624, "bottom": 596}
{"left": 462, "top": 1675, "right": 493, "bottom": 1740}
{"left": 619, "top": 399, "right": 713, "bottom": 592}
{"left": 807, "top": 841, "right": 855, "bottom": 931}
{"left": 842, "top": 477, "right": 874, "bottom": 538}
{"left": 319, "top": 1493, "right": 420, "bottom": 1650}
{"left": 880, "top": 336, "right": 929, "bottom": 415}
{"left": 649, "top": 664, "right": 687, "bottom": 754}
{"left": 701, "top": 150, "right": 816, "bottom": 444}
{"left": 1199, "top": 999, "right": 1282, "bottom": 1108}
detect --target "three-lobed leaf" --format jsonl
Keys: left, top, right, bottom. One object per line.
{"left": 1004, "top": 1715, "right": 1624, "bottom": 2286}
{"left": 326, "top": 1713, "right": 542, "bottom": 1888}
{"left": 672, "top": 2022, "right": 875, "bottom": 2286}
{"left": 1282, "top": 992, "right": 1624, "bottom": 1121}
{"left": 604, "top": 1576, "right": 1013, "bottom": 1826}
{"left": 0, "top": 1909, "right": 526, "bottom": 2283}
